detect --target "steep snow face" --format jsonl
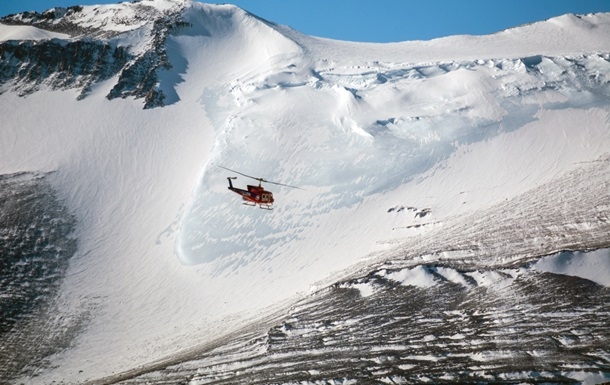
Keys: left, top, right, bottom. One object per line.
{"left": 0, "top": 3, "right": 609, "bottom": 384}
{"left": 177, "top": 50, "right": 610, "bottom": 267}
{"left": 0, "top": 3, "right": 309, "bottom": 382}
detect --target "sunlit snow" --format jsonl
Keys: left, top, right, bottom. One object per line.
{"left": 0, "top": 1, "right": 609, "bottom": 383}
{"left": 0, "top": 24, "right": 70, "bottom": 41}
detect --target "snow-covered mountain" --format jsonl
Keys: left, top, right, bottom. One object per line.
{"left": 1, "top": 1, "right": 609, "bottom": 383}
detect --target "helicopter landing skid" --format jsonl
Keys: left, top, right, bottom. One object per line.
{"left": 242, "top": 201, "right": 273, "bottom": 210}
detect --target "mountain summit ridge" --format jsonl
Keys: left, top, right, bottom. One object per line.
{"left": 0, "top": 0, "right": 188, "bottom": 38}
{"left": 1, "top": 5, "right": 610, "bottom": 108}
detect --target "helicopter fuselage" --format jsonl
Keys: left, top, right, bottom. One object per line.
{"left": 227, "top": 177, "right": 274, "bottom": 209}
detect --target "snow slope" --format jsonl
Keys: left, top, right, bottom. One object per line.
{"left": 0, "top": 2, "right": 609, "bottom": 383}
{"left": 0, "top": 24, "right": 69, "bottom": 41}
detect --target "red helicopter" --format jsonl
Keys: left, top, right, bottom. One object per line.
{"left": 219, "top": 166, "right": 301, "bottom": 210}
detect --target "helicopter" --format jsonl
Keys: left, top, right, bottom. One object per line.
{"left": 219, "top": 166, "right": 302, "bottom": 210}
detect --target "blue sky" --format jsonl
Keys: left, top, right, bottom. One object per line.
{"left": 1, "top": 0, "right": 609, "bottom": 42}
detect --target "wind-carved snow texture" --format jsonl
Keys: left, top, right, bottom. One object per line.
{"left": 381, "top": 153, "right": 610, "bottom": 271}
{"left": 195, "top": 257, "right": 610, "bottom": 385}
{"left": 179, "top": 53, "right": 610, "bottom": 266}
{"left": 118, "top": 261, "right": 610, "bottom": 384}
{"left": 0, "top": 1, "right": 190, "bottom": 108}
{"left": 0, "top": 172, "right": 82, "bottom": 381}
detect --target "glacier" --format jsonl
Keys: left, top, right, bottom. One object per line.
{"left": 0, "top": 1, "right": 609, "bottom": 384}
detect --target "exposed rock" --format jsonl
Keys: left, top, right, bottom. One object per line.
{"left": 0, "top": 2, "right": 191, "bottom": 108}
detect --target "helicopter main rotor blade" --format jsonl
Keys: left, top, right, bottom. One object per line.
{"left": 218, "top": 166, "right": 263, "bottom": 181}
{"left": 262, "top": 179, "right": 304, "bottom": 190}
{"left": 218, "top": 165, "right": 304, "bottom": 190}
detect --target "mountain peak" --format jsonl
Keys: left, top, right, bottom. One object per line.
{"left": 0, "top": 0, "right": 189, "bottom": 39}
{"left": 0, "top": 0, "right": 304, "bottom": 108}
{"left": 0, "top": 0, "right": 195, "bottom": 108}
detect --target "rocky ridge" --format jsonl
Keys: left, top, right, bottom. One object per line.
{"left": 0, "top": 0, "right": 189, "bottom": 108}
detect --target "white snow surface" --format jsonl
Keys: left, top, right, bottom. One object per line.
{"left": 1, "top": 1, "right": 609, "bottom": 382}
{"left": 533, "top": 249, "right": 610, "bottom": 287}
{"left": 0, "top": 23, "right": 70, "bottom": 41}
{"left": 346, "top": 249, "right": 610, "bottom": 299}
